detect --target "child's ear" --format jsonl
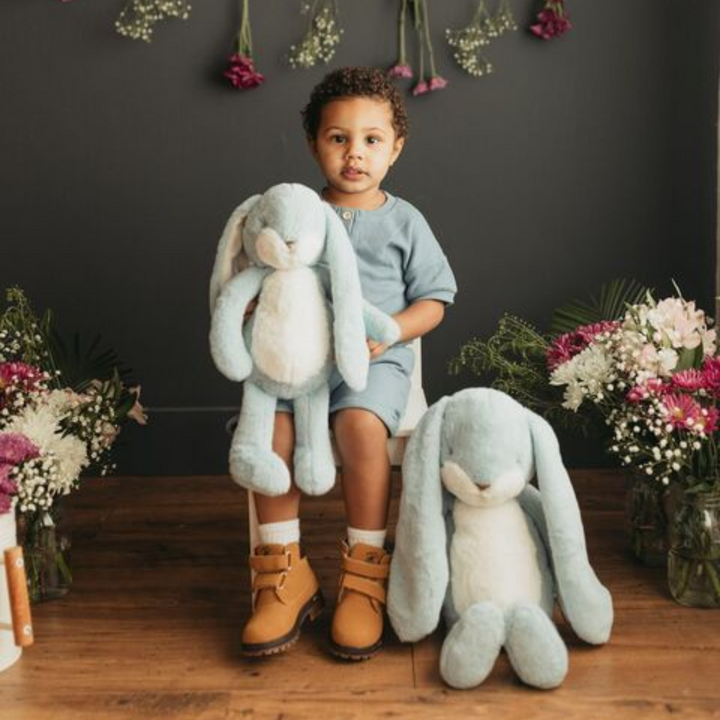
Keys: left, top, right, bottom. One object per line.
{"left": 391, "top": 136, "right": 406, "bottom": 165}
{"left": 307, "top": 135, "right": 319, "bottom": 160}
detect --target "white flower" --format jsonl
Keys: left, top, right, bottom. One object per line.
{"left": 561, "top": 382, "right": 585, "bottom": 411}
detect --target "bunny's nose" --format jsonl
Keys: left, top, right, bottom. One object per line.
{"left": 476, "top": 483, "right": 491, "bottom": 491}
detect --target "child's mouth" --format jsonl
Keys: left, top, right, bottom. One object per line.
{"left": 342, "top": 168, "right": 365, "bottom": 180}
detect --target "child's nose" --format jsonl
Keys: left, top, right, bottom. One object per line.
{"left": 345, "top": 141, "right": 364, "bottom": 159}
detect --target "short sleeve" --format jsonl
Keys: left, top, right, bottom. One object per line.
{"left": 404, "top": 212, "right": 457, "bottom": 306}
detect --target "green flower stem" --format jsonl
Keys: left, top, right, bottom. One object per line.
{"left": 398, "top": 0, "right": 408, "bottom": 65}
{"left": 237, "top": 0, "right": 252, "bottom": 56}
{"left": 676, "top": 556, "right": 693, "bottom": 598}
{"left": 419, "top": 0, "right": 438, "bottom": 77}
{"left": 411, "top": 0, "right": 425, "bottom": 80}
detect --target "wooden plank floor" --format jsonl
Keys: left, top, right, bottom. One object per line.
{"left": 2, "top": 470, "right": 720, "bottom": 719}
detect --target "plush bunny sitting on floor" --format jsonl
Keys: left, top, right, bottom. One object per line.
{"left": 209, "top": 183, "right": 400, "bottom": 497}
{"left": 387, "top": 388, "right": 613, "bottom": 690}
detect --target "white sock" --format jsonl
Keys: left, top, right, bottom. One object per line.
{"left": 258, "top": 519, "right": 300, "bottom": 546}
{"left": 347, "top": 526, "right": 386, "bottom": 549}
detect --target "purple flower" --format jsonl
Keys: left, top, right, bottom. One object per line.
{"left": 412, "top": 81, "right": 430, "bottom": 97}
{"left": 388, "top": 64, "right": 413, "bottom": 80}
{"left": 428, "top": 76, "right": 449, "bottom": 92}
{"left": 0, "top": 432, "right": 40, "bottom": 465}
{"left": 223, "top": 53, "right": 265, "bottom": 90}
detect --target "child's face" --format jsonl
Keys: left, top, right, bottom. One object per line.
{"left": 309, "top": 97, "right": 405, "bottom": 209}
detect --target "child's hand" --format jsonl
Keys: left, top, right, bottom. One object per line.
{"left": 367, "top": 339, "right": 387, "bottom": 359}
{"left": 243, "top": 297, "right": 258, "bottom": 323}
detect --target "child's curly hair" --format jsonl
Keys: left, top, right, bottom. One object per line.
{"left": 301, "top": 67, "right": 409, "bottom": 141}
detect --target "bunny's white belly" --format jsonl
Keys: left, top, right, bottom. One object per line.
{"left": 252, "top": 269, "right": 331, "bottom": 386}
{"left": 450, "top": 500, "right": 543, "bottom": 613}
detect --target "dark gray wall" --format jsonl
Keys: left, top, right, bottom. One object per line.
{"left": 1, "top": 1, "right": 718, "bottom": 473}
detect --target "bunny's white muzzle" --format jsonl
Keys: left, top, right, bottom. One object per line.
{"left": 441, "top": 462, "right": 526, "bottom": 507}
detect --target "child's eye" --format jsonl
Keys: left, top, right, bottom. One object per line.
{"left": 331, "top": 135, "right": 346, "bottom": 144}
{"left": 367, "top": 136, "right": 381, "bottom": 145}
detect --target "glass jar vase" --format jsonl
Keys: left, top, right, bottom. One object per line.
{"left": 17, "top": 503, "right": 72, "bottom": 604}
{"left": 625, "top": 474, "right": 670, "bottom": 567}
{"left": 667, "top": 490, "right": 720, "bottom": 608}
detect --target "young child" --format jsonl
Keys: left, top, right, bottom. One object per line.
{"left": 241, "top": 67, "right": 457, "bottom": 660}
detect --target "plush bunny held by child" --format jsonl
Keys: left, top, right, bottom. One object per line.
{"left": 387, "top": 388, "right": 613, "bottom": 690}
{"left": 209, "top": 183, "right": 400, "bottom": 497}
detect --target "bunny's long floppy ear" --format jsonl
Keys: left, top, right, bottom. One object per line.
{"left": 527, "top": 411, "right": 614, "bottom": 645}
{"left": 209, "top": 194, "right": 261, "bottom": 314}
{"left": 323, "top": 204, "right": 369, "bottom": 392}
{"left": 388, "top": 396, "right": 451, "bottom": 643}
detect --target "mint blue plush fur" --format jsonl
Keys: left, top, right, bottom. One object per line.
{"left": 387, "top": 387, "right": 613, "bottom": 690}
{"left": 209, "top": 184, "right": 399, "bottom": 497}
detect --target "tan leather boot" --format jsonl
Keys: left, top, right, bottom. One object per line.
{"left": 241, "top": 542, "right": 324, "bottom": 656}
{"left": 330, "top": 541, "right": 391, "bottom": 660}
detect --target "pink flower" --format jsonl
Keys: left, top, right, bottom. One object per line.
{"left": 662, "top": 394, "right": 703, "bottom": 430}
{"left": 530, "top": 2, "right": 572, "bottom": 40}
{"left": 223, "top": 54, "right": 264, "bottom": 90}
{"left": 428, "top": 76, "right": 449, "bottom": 91}
{"left": 702, "top": 356, "right": 720, "bottom": 397}
{"left": 547, "top": 321, "right": 620, "bottom": 371}
{"left": 0, "top": 432, "right": 40, "bottom": 465}
{"left": 0, "top": 432, "right": 34, "bottom": 516}
{"left": 412, "top": 81, "right": 430, "bottom": 96}
{"left": 626, "top": 386, "right": 647, "bottom": 403}
{"left": 388, "top": 64, "right": 413, "bottom": 79}
{"left": 645, "top": 378, "right": 670, "bottom": 395}
{"left": 671, "top": 369, "right": 706, "bottom": 393}
{"left": 0, "top": 465, "right": 17, "bottom": 496}
{"left": 0, "top": 361, "right": 45, "bottom": 393}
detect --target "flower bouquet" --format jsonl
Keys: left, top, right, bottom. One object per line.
{"left": 548, "top": 291, "right": 720, "bottom": 605}
{"left": 0, "top": 288, "right": 146, "bottom": 602}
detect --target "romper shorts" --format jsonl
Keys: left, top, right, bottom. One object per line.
{"left": 276, "top": 352, "right": 412, "bottom": 436}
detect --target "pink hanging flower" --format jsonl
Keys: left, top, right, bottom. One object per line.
{"left": 412, "top": 80, "right": 430, "bottom": 96}
{"left": 671, "top": 369, "right": 707, "bottom": 393}
{"left": 662, "top": 394, "right": 703, "bottom": 430}
{"left": 224, "top": 0, "right": 264, "bottom": 90}
{"left": 223, "top": 53, "right": 264, "bottom": 90}
{"left": 530, "top": 1, "right": 572, "bottom": 40}
{"left": 428, "top": 75, "right": 449, "bottom": 91}
{"left": 388, "top": 64, "right": 414, "bottom": 79}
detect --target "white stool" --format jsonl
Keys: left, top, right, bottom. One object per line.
{"left": 243, "top": 338, "right": 427, "bottom": 551}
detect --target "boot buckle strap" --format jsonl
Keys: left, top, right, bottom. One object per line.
{"left": 341, "top": 555, "right": 389, "bottom": 580}
{"left": 252, "top": 572, "right": 285, "bottom": 592}
{"left": 249, "top": 552, "right": 292, "bottom": 573}
{"left": 341, "top": 574, "right": 387, "bottom": 605}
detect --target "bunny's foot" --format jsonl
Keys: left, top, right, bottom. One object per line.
{"left": 439, "top": 602, "right": 505, "bottom": 689}
{"left": 229, "top": 445, "right": 291, "bottom": 496}
{"left": 293, "top": 387, "right": 336, "bottom": 496}
{"left": 504, "top": 604, "right": 568, "bottom": 689}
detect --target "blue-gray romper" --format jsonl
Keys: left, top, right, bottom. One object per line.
{"left": 278, "top": 191, "right": 457, "bottom": 434}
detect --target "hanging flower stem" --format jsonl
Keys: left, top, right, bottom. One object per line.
{"left": 237, "top": 0, "right": 253, "bottom": 56}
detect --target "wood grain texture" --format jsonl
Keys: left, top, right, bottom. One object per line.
{"left": 2, "top": 470, "right": 720, "bottom": 719}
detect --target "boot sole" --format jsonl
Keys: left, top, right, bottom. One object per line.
{"left": 241, "top": 592, "right": 324, "bottom": 658}
{"left": 328, "top": 638, "right": 383, "bottom": 661}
